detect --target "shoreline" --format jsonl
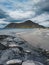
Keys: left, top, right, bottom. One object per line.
{"left": 16, "top": 29, "right": 49, "bottom": 50}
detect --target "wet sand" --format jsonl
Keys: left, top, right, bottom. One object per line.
{"left": 16, "top": 29, "right": 49, "bottom": 50}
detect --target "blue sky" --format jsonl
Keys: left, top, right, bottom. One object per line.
{"left": 0, "top": 0, "right": 49, "bottom": 28}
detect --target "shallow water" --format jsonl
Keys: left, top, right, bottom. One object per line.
{"left": 0, "top": 28, "right": 36, "bottom": 34}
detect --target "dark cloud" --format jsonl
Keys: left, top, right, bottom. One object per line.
{"left": 0, "top": 9, "right": 8, "bottom": 19}
{"left": 37, "top": 0, "right": 49, "bottom": 13}
{"left": 42, "top": 0, "right": 49, "bottom": 12}
{"left": 5, "top": 19, "right": 24, "bottom": 23}
{"left": 0, "top": 9, "right": 20, "bottom": 23}
{"left": 31, "top": 0, "right": 49, "bottom": 18}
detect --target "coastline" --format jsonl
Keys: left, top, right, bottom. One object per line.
{"left": 0, "top": 28, "right": 49, "bottom": 65}
{"left": 16, "top": 29, "right": 49, "bottom": 50}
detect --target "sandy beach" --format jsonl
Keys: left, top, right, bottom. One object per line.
{"left": 16, "top": 29, "right": 49, "bottom": 50}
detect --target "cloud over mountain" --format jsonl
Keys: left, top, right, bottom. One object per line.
{"left": 0, "top": 0, "right": 49, "bottom": 27}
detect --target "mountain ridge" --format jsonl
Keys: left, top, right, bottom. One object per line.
{"left": 5, "top": 20, "right": 45, "bottom": 28}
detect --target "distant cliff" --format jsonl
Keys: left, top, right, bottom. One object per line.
{"left": 5, "top": 20, "right": 45, "bottom": 28}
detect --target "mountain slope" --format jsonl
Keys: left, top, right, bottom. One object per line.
{"left": 5, "top": 20, "right": 45, "bottom": 28}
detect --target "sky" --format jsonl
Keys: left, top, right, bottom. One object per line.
{"left": 0, "top": 0, "right": 49, "bottom": 28}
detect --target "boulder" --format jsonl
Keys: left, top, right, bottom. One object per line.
{"left": 6, "top": 59, "right": 22, "bottom": 65}
{"left": 0, "top": 43, "right": 7, "bottom": 50}
{"left": 22, "top": 60, "right": 44, "bottom": 65}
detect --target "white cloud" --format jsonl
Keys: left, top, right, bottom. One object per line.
{"left": 0, "top": 18, "right": 10, "bottom": 24}
{"left": 33, "top": 0, "right": 40, "bottom": 3}
{"left": 8, "top": 10, "right": 35, "bottom": 20}
{"left": 0, "top": 18, "right": 10, "bottom": 28}
{"left": 31, "top": 12, "right": 49, "bottom": 27}
{"left": 39, "top": 21, "right": 49, "bottom": 27}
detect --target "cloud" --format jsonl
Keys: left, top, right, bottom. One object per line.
{"left": 0, "top": 18, "right": 10, "bottom": 28}
{"left": 8, "top": 10, "right": 35, "bottom": 20}
{"left": 0, "top": 9, "right": 8, "bottom": 19}
{"left": 31, "top": 12, "right": 49, "bottom": 27}
{"left": 0, "top": 0, "right": 40, "bottom": 12}
{"left": 0, "top": 19, "right": 9, "bottom": 24}
{"left": 0, "top": 0, "right": 49, "bottom": 27}
{"left": 0, "top": 0, "right": 49, "bottom": 14}
{"left": 35, "top": 0, "right": 49, "bottom": 13}
{"left": 39, "top": 22, "right": 49, "bottom": 27}
{"left": 40, "top": 0, "right": 49, "bottom": 12}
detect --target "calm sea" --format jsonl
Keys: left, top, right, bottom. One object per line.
{"left": 0, "top": 28, "right": 36, "bottom": 35}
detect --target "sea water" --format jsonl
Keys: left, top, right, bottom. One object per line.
{"left": 0, "top": 28, "right": 36, "bottom": 35}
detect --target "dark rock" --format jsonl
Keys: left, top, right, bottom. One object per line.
{"left": 0, "top": 43, "right": 8, "bottom": 50}
{"left": 0, "top": 35, "right": 8, "bottom": 41}
{"left": 24, "top": 50, "right": 31, "bottom": 54}
{"left": 45, "top": 59, "right": 49, "bottom": 65}
{"left": 0, "top": 64, "right": 3, "bottom": 65}
{"left": 18, "top": 41, "right": 25, "bottom": 45}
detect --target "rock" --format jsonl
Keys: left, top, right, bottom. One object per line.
{"left": 23, "top": 50, "right": 31, "bottom": 61}
{"left": 17, "top": 46, "right": 24, "bottom": 52}
{"left": 6, "top": 59, "right": 22, "bottom": 65}
{"left": 8, "top": 44, "right": 19, "bottom": 48}
{"left": 0, "top": 35, "right": 8, "bottom": 40}
{"left": 18, "top": 41, "right": 25, "bottom": 45}
{"left": 14, "top": 38, "right": 22, "bottom": 43}
{"left": 45, "top": 59, "right": 49, "bottom": 65}
{"left": 34, "top": 61, "right": 44, "bottom": 65}
{"left": 0, "top": 64, "right": 3, "bottom": 65}
{"left": 22, "top": 60, "right": 35, "bottom": 65}
{"left": 7, "top": 43, "right": 24, "bottom": 55}
{"left": 4, "top": 37, "right": 13, "bottom": 42}
{"left": 0, "top": 49, "right": 16, "bottom": 64}
{"left": 8, "top": 43, "right": 24, "bottom": 52}
{"left": 1, "top": 41, "right": 7, "bottom": 46}
{"left": 22, "top": 60, "right": 44, "bottom": 65}
{"left": 45, "top": 50, "right": 49, "bottom": 58}
{"left": 11, "top": 48, "right": 21, "bottom": 54}
{"left": 24, "top": 50, "right": 31, "bottom": 54}
{"left": 0, "top": 43, "right": 7, "bottom": 50}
